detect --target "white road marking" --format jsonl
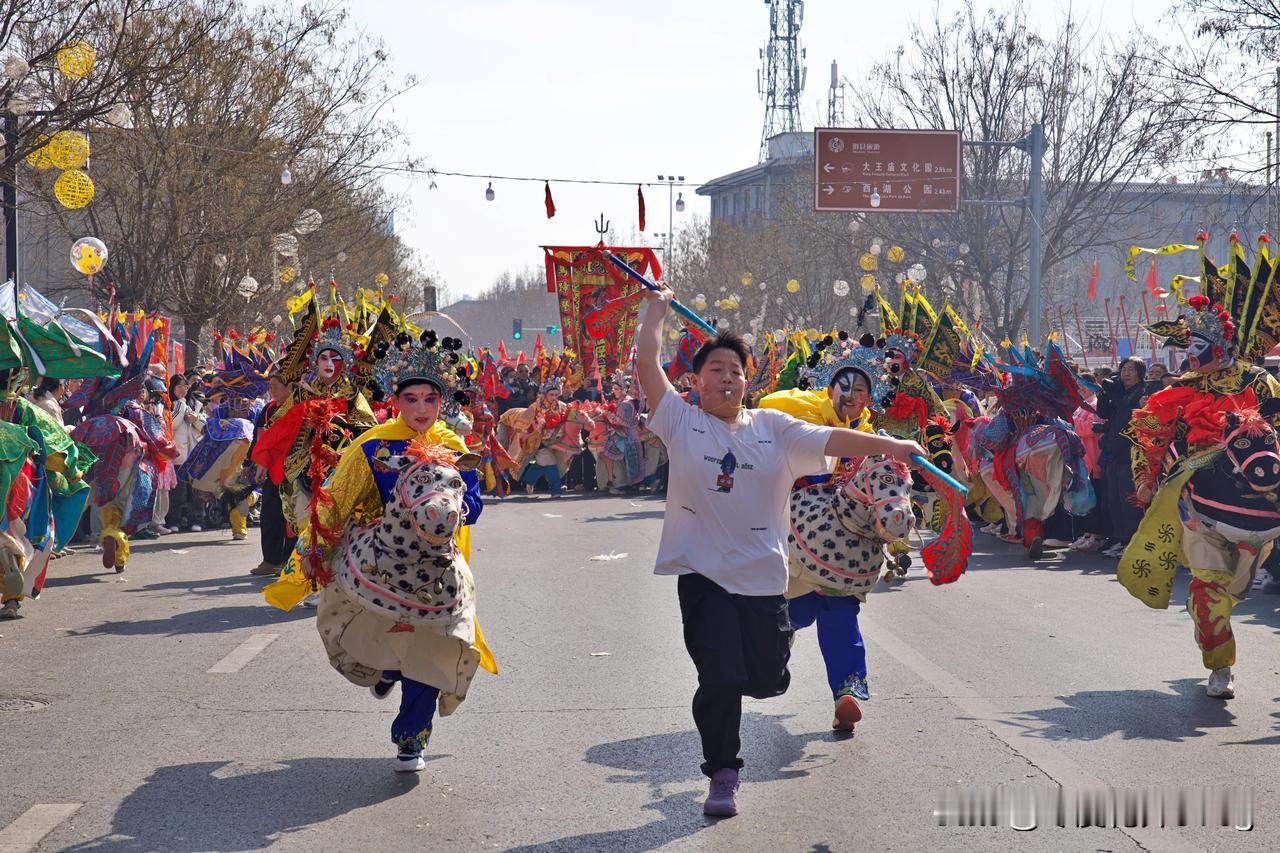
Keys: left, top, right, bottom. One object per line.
{"left": 869, "top": 619, "right": 1205, "bottom": 853}
{"left": 207, "top": 633, "right": 279, "bottom": 673}
{"left": 0, "top": 803, "right": 81, "bottom": 853}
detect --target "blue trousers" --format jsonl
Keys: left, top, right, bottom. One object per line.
{"left": 380, "top": 670, "right": 440, "bottom": 754}
{"left": 522, "top": 463, "right": 562, "bottom": 496}
{"left": 787, "top": 592, "right": 866, "bottom": 697}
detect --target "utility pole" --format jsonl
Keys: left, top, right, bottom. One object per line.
{"left": 960, "top": 121, "right": 1047, "bottom": 342}
{"left": 1025, "top": 122, "right": 1045, "bottom": 343}
{"left": 2, "top": 111, "right": 17, "bottom": 285}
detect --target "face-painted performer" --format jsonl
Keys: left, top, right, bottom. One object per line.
{"left": 263, "top": 325, "right": 496, "bottom": 773}
{"left": 250, "top": 285, "right": 377, "bottom": 531}
{"left": 1119, "top": 232, "right": 1280, "bottom": 700}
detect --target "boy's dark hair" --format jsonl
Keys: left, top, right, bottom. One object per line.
{"left": 691, "top": 332, "right": 749, "bottom": 374}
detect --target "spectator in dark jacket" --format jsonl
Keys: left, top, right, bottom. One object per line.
{"left": 1093, "top": 356, "right": 1147, "bottom": 557}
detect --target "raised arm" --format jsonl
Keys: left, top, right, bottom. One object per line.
{"left": 636, "top": 286, "right": 676, "bottom": 406}
{"left": 824, "top": 427, "right": 926, "bottom": 465}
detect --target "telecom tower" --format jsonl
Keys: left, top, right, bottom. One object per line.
{"left": 757, "top": 0, "right": 806, "bottom": 161}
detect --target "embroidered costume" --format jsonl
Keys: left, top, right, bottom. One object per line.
{"left": 1118, "top": 233, "right": 1280, "bottom": 699}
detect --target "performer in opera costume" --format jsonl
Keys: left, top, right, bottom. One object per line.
{"left": 758, "top": 331, "right": 892, "bottom": 727}
{"left": 251, "top": 282, "right": 376, "bottom": 532}
{"left": 265, "top": 327, "right": 495, "bottom": 771}
{"left": 72, "top": 327, "right": 177, "bottom": 574}
{"left": 1119, "top": 233, "right": 1280, "bottom": 699}
{"left": 960, "top": 340, "right": 1096, "bottom": 559}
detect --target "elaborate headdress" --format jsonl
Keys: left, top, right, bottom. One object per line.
{"left": 874, "top": 285, "right": 933, "bottom": 363}
{"left": 803, "top": 331, "right": 892, "bottom": 411}
{"left": 311, "top": 318, "right": 356, "bottom": 371}
{"left": 1143, "top": 231, "right": 1280, "bottom": 361}
{"left": 995, "top": 338, "right": 1096, "bottom": 422}
{"left": 372, "top": 329, "right": 472, "bottom": 413}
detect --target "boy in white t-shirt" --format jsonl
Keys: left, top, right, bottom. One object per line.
{"left": 636, "top": 286, "right": 925, "bottom": 818}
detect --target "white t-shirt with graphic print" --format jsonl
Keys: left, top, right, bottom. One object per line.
{"left": 646, "top": 386, "right": 834, "bottom": 596}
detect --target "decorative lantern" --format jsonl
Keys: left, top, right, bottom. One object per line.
{"left": 786, "top": 279, "right": 800, "bottom": 293}
{"left": 374, "top": 272, "right": 390, "bottom": 286}
{"left": 859, "top": 253, "right": 877, "bottom": 271}
{"left": 47, "top": 131, "right": 90, "bottom": 170}
{"left": 54, "top": 170, "right": 95, "bottom": 209}
{"left": 25, "top": 135, "right": 53, "bottom": 170}
{"left": 294, "top": 208, "right": 323, "bottom": 235}
{"left": 740, "top": 273, "right": 753, "bottom": 287}
{"left": 886, "top": 245, "right": 905, "bottom": 263}
{"left": 55, "top": 40, "right": 96, "bottom": 79}
{"left": 833, "top": 280, "right": 850, "bottom": 297}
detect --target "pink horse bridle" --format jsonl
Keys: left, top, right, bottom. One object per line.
{"left": 395, "top": 470, "right": 463, "bottom": 546}
{"left": 840, "top": 456, "right": 911, "bottom": 542}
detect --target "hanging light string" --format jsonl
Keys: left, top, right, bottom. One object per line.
{"left": 142, "top": 136, "right": 703, "bottom": 189}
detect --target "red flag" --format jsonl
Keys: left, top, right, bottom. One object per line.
{"left": 637, "top": 185, "right": 646, "bottom": 232}
{"left": 516, "top": 350, "right": 526, "bottom": 367}
{"left": 544, "top": 181, "right": 555, "bottom": 219}
{"left": 498, "top": 339, "right": 511, "bottom": 366}
{"left": 532, "top": 333, "right": 544, "bottom": 366}
{"left": 1087, "top": 258, "right": 1099, "bottom": 301}
{"left": 1144, "top": 257, "right": 1169, "bottom": 298}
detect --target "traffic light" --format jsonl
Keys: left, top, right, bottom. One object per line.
{"left": 512, "top": 318, "right": 523, "bottom": 340}
{"left": 546, "top": 324, "right": 558, "bottom": 335}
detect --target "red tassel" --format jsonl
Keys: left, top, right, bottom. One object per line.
{"left": 637, "top": 185, "right": 646, "bottom": 231}
{"left": 1087, "top": 258, "right": 1099, "bottom": 301}
{"left": 544, "top": 181, "right": 555, "bottom": 219}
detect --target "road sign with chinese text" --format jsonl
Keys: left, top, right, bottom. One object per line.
{"left": 813, "top": 127, "right": 962, "bottom": 213}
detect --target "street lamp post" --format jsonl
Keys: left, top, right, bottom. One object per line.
{"left": 2, "top": 111, "right": 18, "bottom": 283}
{"left": 656, "top": 174, "right": 686, "bottom": 273}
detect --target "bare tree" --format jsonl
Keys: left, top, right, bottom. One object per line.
{"left": 848, "top": 1, "right": 1194, "bottom": 339}
{"left": 25, "top": 0, "right": 416, "bottom": 358}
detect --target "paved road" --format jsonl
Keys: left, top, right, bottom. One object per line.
{"left": 2, "top": 493, "right": 1279, "bottom": 852}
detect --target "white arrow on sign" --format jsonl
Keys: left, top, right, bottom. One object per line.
{"left": 822, "top": 185, "right": 835, "bottom": 195}
{"left": 823, "top": 163, "right": 835, "bottom": 173}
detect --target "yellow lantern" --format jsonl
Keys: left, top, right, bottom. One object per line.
{"left": 740, "top": 273, "right": 753, "bottom": 287}
{"left": 374, "top": 272, "right": 390, "bottom": 286}
{"left": 786, "top": 279, "right": 800, "bottom": 293}
{"left": 279, "top": 266, "right": 297, "bottom": 284}
{"left": 25, "top": 135, "right": 53, "bottom": 170}
{"left": 55, "top": 40, "right": 96, "bottom": 79}
{"left": 858, "top": 253, "right": 878, "bottom": 271}
{"left": 48, "top": 131, "right": 90, "bottom": 170}
{"left": 886, "top": 245, "right": 905, "bottom": 263}
{"left": 859, "top": 274, "right": 877, "bottom": 293}
{"left": 54, "top": 169, "right": 95, "bottom": 209}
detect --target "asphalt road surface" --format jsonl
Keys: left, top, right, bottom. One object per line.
{"left": 2, "top": 493, "right": 1279, "bottom": 852}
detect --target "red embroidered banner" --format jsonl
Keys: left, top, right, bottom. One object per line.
{"left": 542, "top": 243, "right": 663, "bottom": 377}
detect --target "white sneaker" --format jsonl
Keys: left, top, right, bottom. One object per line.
{"left": 980, "top": 523, "right": 1001, "bottom": 535}
{"left": 1043, "top": 538, "right": 1072, "bottom": 548}
{"left": 1102, "top": 544, "right": 1125, "bottom": 558}
{"left": 1206, "top": 667, "right": 1234, "bottom": 698}
{"left": 394, "top": 753, "right": 426, "bottom": 772}
{"left": 190, "top": 524, "right": 203, "bottom": 532}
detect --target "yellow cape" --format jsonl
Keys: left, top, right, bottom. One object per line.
{"left": 264, "top": 414, "right": 497, "bottom": 673}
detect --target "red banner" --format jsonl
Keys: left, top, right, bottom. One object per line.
{"left": 542, "top": 243, "right": 663, "bottom": 377}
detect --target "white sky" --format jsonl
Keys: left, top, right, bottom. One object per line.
{"left": 354, "top": 0, "right": 1175, "bottom": 301}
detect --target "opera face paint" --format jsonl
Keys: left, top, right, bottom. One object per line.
{"left": 830, "top": 368, "right": 871, "bottom": 421}
{"left": 886, "top": 349, "right": 909, "bottom": 377}
{"left": 1187, "top": 334, "right": 1221, "bottom": 373}
{"left": 316, "top": 349, "right": 343, "bottom": 382}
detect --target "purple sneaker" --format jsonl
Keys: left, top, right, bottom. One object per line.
{"left": 703, "top": 768, "right": 739, "bottom": 817}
